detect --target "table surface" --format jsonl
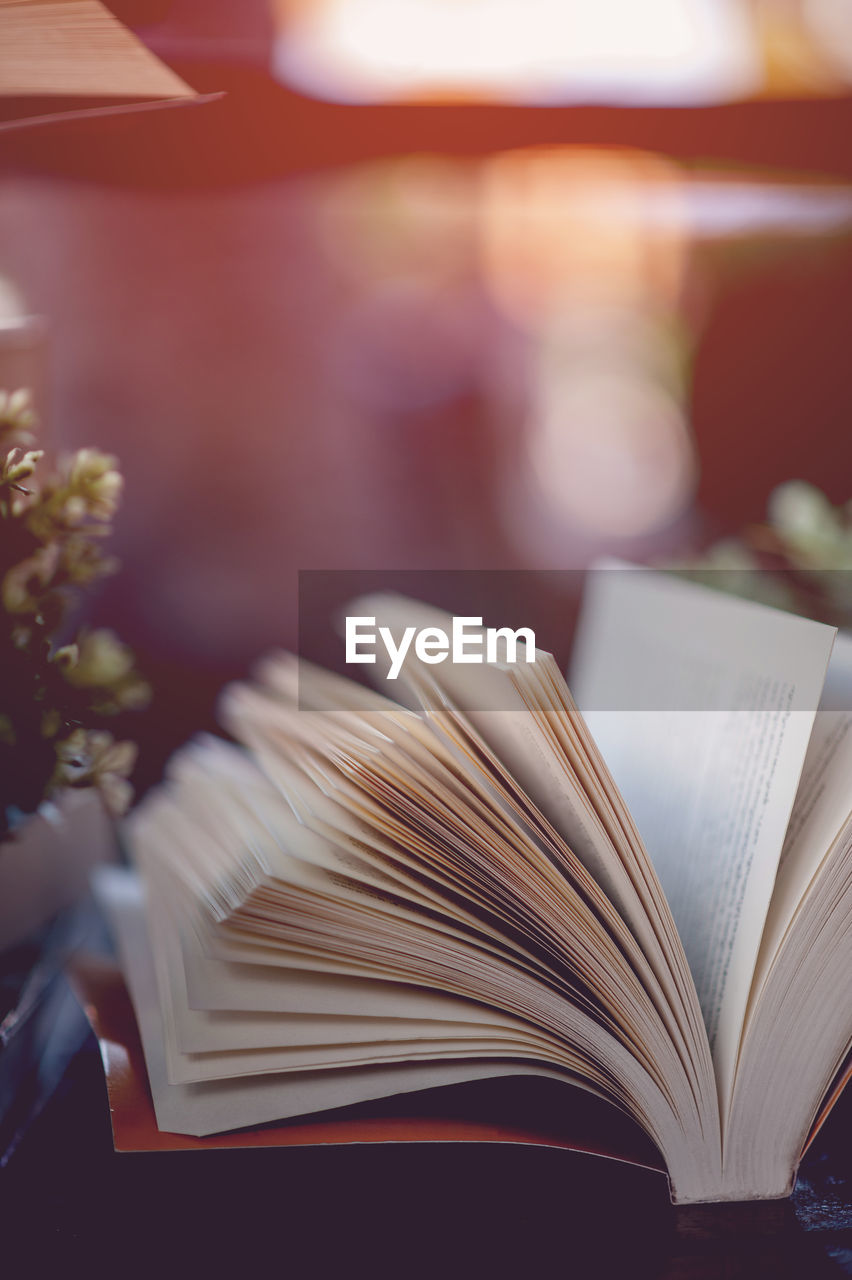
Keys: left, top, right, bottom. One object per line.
{"left": 1, "top": 1033, "right": 852, "bottom": 1279}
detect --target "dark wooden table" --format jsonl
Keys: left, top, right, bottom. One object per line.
{"left": 1, "top": 1029, "right": 851, "bottom": 1279}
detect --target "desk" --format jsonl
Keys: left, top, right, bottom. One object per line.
{"left": 2, "top": 1035, "right": 851, "bottom": 1278}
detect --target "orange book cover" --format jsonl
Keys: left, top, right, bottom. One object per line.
{"left": 71, "top": 955, "right": 667, "bottom": 1175}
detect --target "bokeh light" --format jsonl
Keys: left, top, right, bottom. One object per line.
{"left": 272, "top": 0, "right": 759, "bottom": 104}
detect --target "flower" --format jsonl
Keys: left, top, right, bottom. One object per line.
{"left": 64, "top": 629, "right": 134, "bottom": 687}
{"left": 1, "top": 544, "right": 59, "bottom": 613}
{"left": 2, "top": 446, "right": 43, "bottom": 487}
{"left": 53, "top": 728, "right": 138, "bottom": 815}
{"left": 66, "top": 448, "right": 123, "bottom": 522}
{"left": 0, "top": 385, "right": 147, "bottom": 837}
{"left": 61, "top": 629, "right": 151, "bottom": 712}
{"left": 0, "top": 388, "right": 35, "bottom": 437}
{"left": 51, "top": 644, "right": 79, "bottom": 672}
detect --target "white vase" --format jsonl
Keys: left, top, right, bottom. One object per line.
{"left": 0, "top": 789, "right": 116, "bottom": 953}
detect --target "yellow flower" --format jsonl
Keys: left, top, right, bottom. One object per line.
{"left": 53, "top": 728, "right": 137, "bottom": 815}
{"left": 52, "top": 643, "right": 79, "bottom": 672}
{"left": 2, "top": 446, "right": 43, "bottom": 486}
{"left": 0, "top": 388, "right": 35, "bottom": 434}
{"left": 64, "top": 629, "right": 134, "bottom": 688}
{"left": 61, "top": 495, "right": 88, "bottom": 527}
{"left": 1, "top": 544, "right": 59, "bottom": 613}
{"left": 67, "top": 448, "right": 123, "bottom": 521}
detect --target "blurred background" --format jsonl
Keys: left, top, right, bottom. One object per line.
{"left": 2, "top": 0, "right": 852, "bottom": 791}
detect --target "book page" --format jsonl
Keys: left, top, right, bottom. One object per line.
{"left": 347, "top": 594, "right": 684, "bottom": 974}
{"left": 571, "top": 566, "right": 835, "bottom": 1109}
{"left": 750, "top": 629, "right": 852, "bottom": 995}
{"left": 343, "top": 591, "right": 721, "bottom": 1132}
{"left": 182, "top": 942, "right": 541, "bottom": 1022}
{"left": 94, "top": 867, "right": 581, "bottom": 1137}
{"left": 0, "top": 0, "right": 195, "bottom": 99}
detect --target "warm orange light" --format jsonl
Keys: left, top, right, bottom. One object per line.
{"left": 803, "top": 0, "right": 852, "bottom": 85}
{"left": 478, "top": 147, "right": 689, "bottom": 326}
{"left": 476, "top": 147, "right": 697, "bottom": 542}
{"left": 314, "top": 156, "right": 476, "bottom": 287}
{"left": 309, "top": 146, "right": 702, "bottom": 544}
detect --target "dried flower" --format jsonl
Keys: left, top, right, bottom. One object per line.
{"left": 52, "top": 643, "right": 79, "bottom": 672}
{"left": 0, "top": 386, "right": 147, "bottom": 837}
{"left": 61, "top": 628, "right": 151, "bottom": 714}
{"left": 2, "top": 544, "right": 59, "bottom": 613}
{"left": 66, "top": 629, "right": 133, "bottom": 686}
{"left": 2, "top": 447, "right": 43, "bottom": 488}
{"left": 66, "top": 448, "right": 123, "bottom": 522}
{"left": 0, "top": 388, "right": 35, "bottom": 437}
{"left": 53, "top": 728, "right": 137, "bottom": 816}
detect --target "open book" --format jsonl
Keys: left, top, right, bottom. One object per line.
{"left": 99, "top": 568, "right": 852, "bottom": 1204}
{"left": 0, "top": 0, "right": 200, "bottom": 131}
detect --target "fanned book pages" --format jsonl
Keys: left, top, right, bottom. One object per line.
{"left": 98, "top": 568, "right": 852, "bottom": 1205}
